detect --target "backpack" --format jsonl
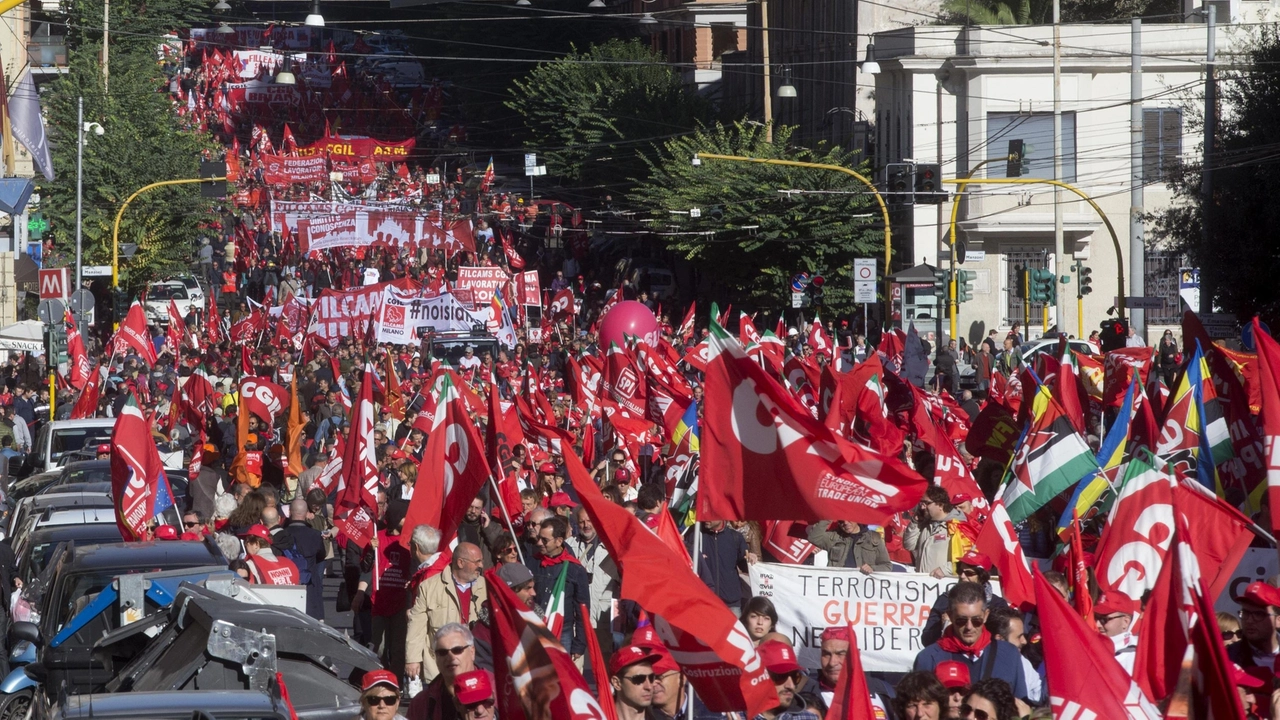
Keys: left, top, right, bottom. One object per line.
{"left": 274, "top": 534, "right": 311, "bottom": 585}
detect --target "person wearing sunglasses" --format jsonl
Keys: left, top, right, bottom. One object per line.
{"left": 1231, "top": 581, "right": 1280, "bottom": 670}
{"left": 958, "top": 678, "right": 1018, "bottom": 720}
{"left": 405, "top": 623, "right": 476, "bottom": 720}
{"left": 452, "top": 669, "right": 496, "bottom": 720}
{"left": 753, "top": 640, "right": 821, "bottom": 720}
{"left": 609, "top": 645, "right": 662, "bottom": 720}
{"left": 357, "top": 669, "right": 406, "bottom": 720}
{"left": 922, "top": 552, "right": 1009, "bottom": 646}
{"left": 530, "top": 516, "right": 591, "bottom": 667}
{"left": 1219, "top": 612, "right": 1243, "bottom": 647}
{"left": 1093, "top": 594, "right": 1138, "bottom": 673}
{"left": 912, "top": 582, "right": 1028, "bottom": 703}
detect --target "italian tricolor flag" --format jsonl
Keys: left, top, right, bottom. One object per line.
{"left": 544, "top": 563, "right": 569, "bottom": 637}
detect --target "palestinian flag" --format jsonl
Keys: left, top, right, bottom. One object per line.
{"left": 1001, "top": 383, "right": 1098, "bottom": 524}
{"left": 544, "top": 562, "right": 569, "bottom": 638}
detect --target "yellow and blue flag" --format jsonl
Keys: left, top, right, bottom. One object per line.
{"left": 1057, "top": 377, "right": 1136, "bottom": 535}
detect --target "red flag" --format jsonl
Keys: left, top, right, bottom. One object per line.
{"left": 1035, "top": 569, "right": 1161, "bottom": 719}
{"left": 701, "top": 322, "right": 927, "bottom": 523}
{"left": 334, "top": 363, "right": 378, "bottom": 549}
{"left": 1173, "top": 481, "right": 1254, "bottom": 602}
{"left": 1056, "top": 351, "right": 1086, "bottom": 435}
{"left": 110, "top": 396, "right": 177, "bottom": 540}
{"left": 676, "top": 302, "right": 696, "bottom": 342}
{"left": 579, "top": 602, "right": 618, "bottom": 720}
{"left": 1066, "top": 509, "right": 1093, "bottom": 620}
{"left": 1092, "top": 457, "right": 1177, "bottom": 604}
{"left": 109, "top": 301, "right": 158, "bottom": 365}
{"left": 739, "top": 313, "right": 761, "bottom": 347}
{"left": 822, "top": 628, "right": 877, "bottom": 720}
{"left": 405, "top": 370, "right": 492, "bottom": 546}
{"left": 549, "top": 288, "right": 575, "bottom": 321}
{"left": 808, "top": 313, "right": 833, "bottom": 359}
{"left": 974, "top": 500, "right": 1035, "bottom": 610}
{"left": 66, "top": 311, "right": 89, "bottom": 390}
{"left": 653, "top": 504, "right": 692, "bottom": 567}
{"left": 1253, "top": 316, "right": 1280, "bottom": 534}
{"left": 165, "top": 300, "right": 185, "bottom": 354}
{"left": 485, "top": 566, "right": 608, "bottom": 720}
{"left": 761, "top": 521, "right": 817, "bottom": 565}
{"left": 71, "top": 365, "right": 101, "bottom": 420}
{"left": 564, "top": 451, "right": 779, "bottom": 716}
{"left": 239, "top": 376, "right": 289, "bottom": 426}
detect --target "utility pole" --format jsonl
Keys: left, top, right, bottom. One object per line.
{"left": 761, "top": 0, "right": 773, "bottom": 142}
{"left": 1130, "top": 19, "right": 1144, "bottom": 341}
{"left": 102, "top": 0, "right": 109, "bottom": 94}
{"left": 1200, "top": 5, "right": 1215, "bottom": 315}
{"left": 1052, "top": 0, "right": 1066, "bottom": 330}
{"left": 76, "top": 97, "right": 83, "bottom": 288}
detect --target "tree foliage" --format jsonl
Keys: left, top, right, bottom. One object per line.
{"left": 940, "top": 0, "right": 1174, "bottom": 24}
{"left": 630, "top": 122, "right": 882, "bottom": 314}
{"left": 41, "top": 46, "right": 217, "bottom": 291}
{"left": 63, "top": 0, "right": 209, "bottom": 54}
{"left": 506, "top": 39, "right": 711, "bottom": 200}
{"left": 1149, "top": 25, "right": 1280, "bottom": 324}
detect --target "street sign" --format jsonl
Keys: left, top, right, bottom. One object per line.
{"left": 1121, "top": 296, "right": 1166, "bottom": 310}
{"left": 853, "top": 259, "right": 877, "bottom": 305}
{"left": 36, "top": 298, "right": 64, "bottom": 324}
{"left": 524, "top": 153, "right": 537, "bottom": 168}
{"left": 1202, "top": 311, "right": 1239, "bottom": 338}
{"left": 962, "top": 250, "right": 986, "bottom": 263}
{"left": 69, "top": 289, "right": 94, "bottom": 313}
{"left": 790, "top": 272, "right": 810, "bottom": 292}
{"left": 791, "top": 292, "right": 803, "bottom": 309}
{"left": 854, "top": 283, "right": 877, "bottom": 304}
{"left": 38, "top": 268, "right": 67, "bottom": 300}
{"left": 82, "top": 265, "right": 111, "bottom": 277}
{"left": 1243, "top": 320, "right": 1270, "bottom": 352}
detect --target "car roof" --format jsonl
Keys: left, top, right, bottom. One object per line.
{"left": 63, "top": 460, "right": 111, "bottom": 472}
{"left": 61, "top": 541, "right": 223, "bottom": 572}
{"left": 46, "top": 419, "right": 116, "bottom": 429}
{"left": 29, "top": 490, "right": 112, "bottom": 509}
{"left": 56, "top": 690, "right": 285, "bottom": 718}
{"left": 37, "top": 508, "right": 114, "bottom": 525}
{"left": 27, "top": 523, "right": 123, "bottom": 545}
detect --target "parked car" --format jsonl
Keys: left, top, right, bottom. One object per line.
{"left": 142, "top": 281, "right": 198, "bottom": 324}
{"left": 29, "top": 420, "right": 115, "bottom": 475}
{"left": 167, "top": 275, "right": 206, "bottom": 312}
{"left": 6, "top": 487, "right": 113, "bottom": 543}
{"left": 48, "top": 690, "right": 299, "bottom": 720}
{"left": 14, "top": 523, "right": 125, "bottom": 585}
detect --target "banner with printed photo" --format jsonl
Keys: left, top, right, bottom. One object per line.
{"left": 376, "top": 287, "right": 487, "bottom": 344}
{"left": 749, "top": 563, "right": 992, "bottom": 673}
{"left": 299, "top": 212, "right": 360, "bottom": 252}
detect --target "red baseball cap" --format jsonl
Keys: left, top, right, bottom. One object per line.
{"left": 548, "top": 492, "right": 578, "bottom": 509}
{"left": 1233, "top": 663, "right": 1269, "bottom": 690}
{"left": 361, "top": 669, "right": 399, "bottom": 692}
{"left": 1094, "top": 593, "right": 1139, "bottom": 618}
{"left": 154, "top": 525, "right": 178, "bottom": 541}
{"left": 609, "top": 645, "right": 660, "bottom": 677}
{"left": 453, "top": 669, "right": 495, "bottom": 705}
{"left": 757, "top": 640, "right": 802, "bottom": 675}
{"left": 238, "top": 524, "right": 272, "bottom": 542}
{"left": 950, "top": 492, "right": 973, "bottom": 505}
{"left": 820, "top": 627, "right": 851, "bottom": 643}
{"left": 650, "top": 647, "right": 679, "bottom": 676}
{"left": 956, "top": 551, "right": 992, "bottom": 572}
{"left": 538, "top": 462, "right": 558, "bottom": 474}
{"left": 614, "top": 468, "right": 631, "bottom": 482}
{"left": 935, "top": 660, "right": 971, "bottom": 689}
{"left": 1236, "top": 581, "right": 1280, "bottom": 609}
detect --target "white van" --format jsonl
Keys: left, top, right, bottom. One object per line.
{"left": 31, "top": 419, "right": 115, "bottom": 474}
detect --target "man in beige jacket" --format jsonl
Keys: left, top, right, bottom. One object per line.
{"left": 405, "top": 542, "right": 487, "bottom": 682}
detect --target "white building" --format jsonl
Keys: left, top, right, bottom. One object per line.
{"left": 871, "top": 20, "right": 1242, "bottom": 345}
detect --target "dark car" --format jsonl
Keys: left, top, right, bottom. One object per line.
{"left": 6, "top": 486, "right": 113, "bottom": 544}
{"left": 33, "top": 540, "right": 227, "bottom": 697}
{"left": 14, "top": 523, "right": 125, "bottom": 585}
{"left": 98, "top": 586, "right": 375, "bottom": 720}
{"left": 7, "top": 470, "right": 64, "bottom": 503}
{"left": 38, "top": 463, "right": 189, "bottom": 513}
{"left": 51, "top": 690, "right": 297, "bottom": 720}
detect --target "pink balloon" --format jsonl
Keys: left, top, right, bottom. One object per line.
{"left": 599, "top": 300, "right": 660, "bottom": 349}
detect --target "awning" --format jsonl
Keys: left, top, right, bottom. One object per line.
{"left": 0, "top": 320, "right": 44, "bottom": 353}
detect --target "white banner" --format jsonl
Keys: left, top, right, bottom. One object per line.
{"left": 750, "top": 563, "right": 976, "bottom": 673}
{"left": 377, "top": 288, "right": 487, "bottom": 344}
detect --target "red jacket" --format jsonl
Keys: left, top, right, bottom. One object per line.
{"left": 247, "top": 551, "right": 299, "bottom": 585}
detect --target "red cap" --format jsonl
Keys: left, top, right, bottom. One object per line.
{"left": 548, "top": 492, "right": 578, "bottom": 509}
{"left": 632, "top": 626, "right": 660, "bottom": 649}
{"left": 1236, "top": 581, "right": 1280, "bottom": 609}
{"left": 650, "top": 648, "right": 679, "bottom": 676}
{"left": 538, "top": 462, "right": 557, "bottom": 474}
{"left": 614, "top": 468, "right": 631, "bottom": 482}
{"left": 1233, "top": 663, "right": 1269, "bottom": 690}
{"left": 935, "top": 660, "right": 971, "bottom": 689}
{"left": 238, "top": 524, "right": 272, "bottom": 542}
{"left": 609, "top": 645, "right": 660, "bottom": 677}
{"left": 820, "top": 627, "right": 851, "bottom": 644}
{"left": 96, "top": 443, "right": 111, "bottom": 454}
{"left": 956, "top": 551, "right": 992, "bottom": 572}
{"left": 390, "top": 449, "right": 409, "bottom": 460}
{"left": 154, "top": 525, "right": 178, "bottom": 541}
{"left": 757, "top": 640, "right": 802, "bottom": 675}
{"left": 1094, "top": 593, "right": 1139, "bottom": 618}
{"left": 453, "top": 669, "right": 495, "bottom": 705}
{"left": 950, "top": 492, "right": 973, "bottom": 505}
{"left": 361, "top": 669, "right": 399, "bottom": 692}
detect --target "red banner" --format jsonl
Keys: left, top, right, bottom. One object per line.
{"left": 297, "top": 134, "right": 415, "bottom": 161}
{"left": 332, "top": 158, "right": 377, "bottom": 184}
{"left": 455, "top": 266, "right": 510, "bottom": 307}
{"left": 261, "top": 153, "right": 328, "bottom": 185}
{"left": 515, "top": 270, "right": 541, "bottom": 306}
{"left": 307, "top": 284, "right": 385, "bottom": 349}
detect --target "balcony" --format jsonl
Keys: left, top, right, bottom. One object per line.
{"left": 28, "top": 39, "right": 67, "bottom": 69}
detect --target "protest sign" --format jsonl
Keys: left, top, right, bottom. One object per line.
{"left": 261, "top": 154, "right": 329, "bottom": 185}
{"left": 376, "top": 287, "right": 487, "bottom": 344}
{"left": 749, "top": 563, "right": 979, "bottom": 673}
{"left": 307, "top": 283, "right": 385, "bottom": 348}
{"left": 456, "top": 266, "right": 511, "bottom": 306}
{"left": 515, "top": 270, "right": 541, "bottom": 306}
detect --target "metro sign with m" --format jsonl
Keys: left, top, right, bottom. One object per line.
{"left": 38, "top": 268, "right": 68, "bottom": 300}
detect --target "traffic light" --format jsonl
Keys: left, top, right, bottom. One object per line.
{"left": 809, "top": 274, "right": 825, "bottom": 306}
{"left": 1029, "top": 268, "right": 1056, "bottom": 304}
{"left": 886, "top": 163, "right": 913, "bottom": 196}
{"left": 1099, "top": 318, "right": 1128, "bottom": 352}
{"left": 915, "top": 163, "right": 944, "bottom": 204}
{"left": 200, "top": 160, "right": 227, "bottom": 199}
{"left": 1006, "top": 140, "right": 1024, "bottom": 177}
{"left": 1014, "top": 264, "right": 1028, "bottom": 299}
{"left": 931, "top": 267, "right": 949, "bottom": 298}
{"left": 956, "top": 269, "right": 976, "bottom": 303}
{"left": 1078, "top": 265, "right": 1093, "bottom": 296}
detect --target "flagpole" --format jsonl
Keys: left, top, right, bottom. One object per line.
{"left": 686, "top": 523, "right": 702, "bottom": 720}
{"left": 489, "top": 474, "right": 526, "bottom": 567}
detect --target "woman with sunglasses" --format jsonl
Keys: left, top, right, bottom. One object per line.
{"left": 356, "top": 670, "right": 407, "bottom": 720}
{"left": 959, "top": 678, "right": 1018, "bottom": 720}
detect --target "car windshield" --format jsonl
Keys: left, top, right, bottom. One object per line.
{"left": 51, "top": 428, "right": 114, "bottom": 457}
{"left": 55, "top": 465, "right": 111, "bottom": 487}
{"left": 149, "top": 285, "right": 188, "bottom": 301}
{"left": 430, "top": 337, "right": 497, "bottom": 368}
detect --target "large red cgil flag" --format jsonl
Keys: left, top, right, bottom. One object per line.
{"left": 109, "top": 300, "right": 158, "bottom": 365}
{"left": 1252, "top": 316, "right": 1280, "bottom": 534}
{"left": 562, "top": 450, "right": 778, "bottom": 717}
{"left": 110, "top": 395, "right": 177, "bottom": 541}
{"left": 334, "top": 363, "right": 378, "bottom": 549}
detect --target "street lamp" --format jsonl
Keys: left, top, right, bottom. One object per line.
{"left": 76, "top": 97, "right": 104, "bottom": 290}
{"left": 275, "top": 67, "right": 296, "bottom": 85}
{"left": 587, "top": 0, "right": 605, "bottom": 7}
{"left": 304, "top": 0, "right": 324, "bottom": 27}
{"left": 638, "top": 12, "right": 658, "bottom": 24}
{"left": 861, "top": 43, "right": 881, "bottom": 75}
{"left": 777, "top": 67, "right": 796, "bottom": 98}
{"left": 213, "top": 0, "right": 231, "bottom": 11}
{"left": 215, "top": 22, "right": 235, "bottom": 35}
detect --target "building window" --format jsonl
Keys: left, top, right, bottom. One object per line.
{"left": 710, "top": 23, "right": 737, "bottom": 63}
{"left": 986, "top": 112, "right": 1077, "bottom": 182}
{"left": 1144, "top": 108, "right": 1182, "bottom": 183}
{"left": 1144, "top": 250, "right": 1183, "bottom": 325}
{"left": 1005, "top": 250, "right": 1050, "bottom": 327}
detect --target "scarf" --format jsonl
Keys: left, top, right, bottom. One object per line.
{"left": 539, "top": 551, "right": 582, "bottom": 568}
{"left": 936, "top": 625, "right": 992, "bottom": 658}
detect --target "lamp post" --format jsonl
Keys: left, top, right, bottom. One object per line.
{"left": 76, "top": 97, "right": 104, "bottom": 289}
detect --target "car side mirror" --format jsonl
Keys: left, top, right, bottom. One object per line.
{"left": 22, "top": 662, "right": 46, "bottom": 683}
{"left": 10, "top": 621, "right": 40, "bottom": 647}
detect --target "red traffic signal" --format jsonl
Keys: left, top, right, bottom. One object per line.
{"left": 810, "top": 275, "right": 825, "bottom": 288}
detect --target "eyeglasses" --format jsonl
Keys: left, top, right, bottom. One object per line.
{"left": 960, "top": 705, "right": 990, "bottom": 720}
{"left": 1241, "top": 608, "right": 1278, "bottom": 620}
{"left": 1097, "top": 613, "right": 1128, "bottom": 624}
{"left": 183, "top": 521, "right": 200, "bottom": 527}
{"left": 535, "top": 537, "right": 554, "bottom": 545}
{"left": 958, "top": 569, "right": 980, "bottom": 578}
{"left": 623, "top": 673, "right": 658, "bottom": 686}
{"left": 768, "top": 671, "right": 804, "bottom": 684}
{"left": 364, "top": 695, "right": 400, "bottom": 707}
{"left": 435, "top": 645, "right": 471, "bottom": 657}
{"left": 1222, "top": 629, "right": 1242, "bottom": 641}
{"left": 499, "top": 546, "right": 518, "bottom": 555}
{"left": 951, "top": 615, "right": 985, "bottom": 628}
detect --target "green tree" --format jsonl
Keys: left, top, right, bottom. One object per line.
{"left": 63, "top": 0, "right": 210, "bottom": 53}
{"left": 630, "top": 122, "right": 882, "bottom": 314}
{"left": 1149, "top": 25, "right": 1280, "bottom": 323}
{"left": 41, "top": 46, "right": 217, "bottom": 291}
{"left": 940, "top": 0, "right": 1048, "bottom": 25}
{"left": 506, "top": 39, "right": 711, "bottom": 199}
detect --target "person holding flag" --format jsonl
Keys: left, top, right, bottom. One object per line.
{"left": 527, "top": 516, "right": 591, "bottom": 666}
